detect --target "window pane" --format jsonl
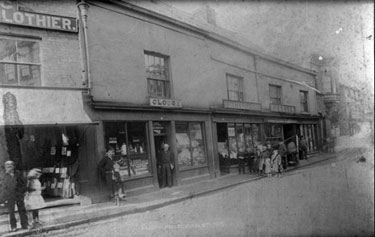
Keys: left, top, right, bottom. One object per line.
{"left": 236, "top": 124, "right": 245, "bottom": 153}
{"left": 189, "top": 123, "right": 206, "bottom": 166}
{"left": 228, "top": 91, "right": 238, "bottom": 101}
{"left": 127, "top": 122, "right": 149, "bottom": 176}
{"left": 176, "top": 122, "right": 192, "bottom": 166}
{"left": 227, "top": 124, "right": 237, "bottom": 159}
{"left": 17, "top": 41, "right": 40, "bottom": 63}
{"left": 0, "top": 63, "right": 18, "bottom": 84}
{"left": 145, "top": 54, "right": 168, "bottom": 81}
{"left": 0, "top": 39, "right": 16, "bottom": 62}
{"left": 19, "top": 65, "right": 41, "bottom": 86}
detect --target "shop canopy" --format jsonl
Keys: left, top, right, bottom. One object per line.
{"left": 0, "top": 88, "right": 95, "bottom": 126}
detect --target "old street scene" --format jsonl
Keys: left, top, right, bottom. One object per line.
{"left": 0, "top": 1, "right": 373, "bottom": 237}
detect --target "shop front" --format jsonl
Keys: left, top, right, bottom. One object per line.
{"left": 89, "top": 102, "right": 214, "bottom": 199}
{"left": 264, "top": 118, "right": 320, "bottom": 154}
{"left": 211, "top": 110, "right": 263, "bottom": 175}
{"left": 0, "top": 88, "right": 96, "bottom": 206}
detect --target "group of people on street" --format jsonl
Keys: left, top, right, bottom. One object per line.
{"left": 247, "top": 135, "right": 310, "bottom": 177}
{"left": 255, "top": 143, "right": 283, "bottom": 178}
{"left": 98, "top": 143, "right": 175, "bottom": 204}
{"left": 0, "top": 161, "right": 46, "bottom": 232}
{"left": 98, "top": 146, "right": 126, "bottom": 205}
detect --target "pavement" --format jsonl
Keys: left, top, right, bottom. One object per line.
{"left": 0, "top": 147, "right": 369, "bottom": 237}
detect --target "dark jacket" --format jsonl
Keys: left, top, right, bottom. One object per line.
{"left": 1, "top": 170, "right": 27, "bottom": 201}
{"left": 98, "top": 155, "right": 114, "bottom": 181}
{"left": 159, "top": 150, "right": 174, "bottom": 165}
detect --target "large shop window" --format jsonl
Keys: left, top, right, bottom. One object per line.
{"left": 0, "top": 38, "right": 41, "bottom": 86}
{"left": 176, "top": 122, "right": 207, "bottom": 167}
{"left": 217, "top": 123, "right": 261, "bottom": 164}
{"left": 144, "top": 51, "right": 170, "bottom": 98}
{"left": 18, "top": 126, "right": 81, "bottom": 199}
{"left": 104, "top": 122, "right": 150, "bottom": 179}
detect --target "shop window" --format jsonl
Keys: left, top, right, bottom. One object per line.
{"left": 104, "top": 122, "right": 150, "bottom": 179}
{"left": 264, "top": 124, "right": 283, "bottom": 145}
{"left": 300, "top": 90, "right": 309, "bottom": 112}
{"left": 144, "top": 51, "right": 170, "bottom": 98}
{"left": 217, "top": 123, "right": 260, "bottom": 165}
{"left": 269, "top": 84, "right": 281, "bottom": 105}
{"left": 176, "top": 122, "right": 206, "bottom": 167}
{"left": 0, "top": 38, "right": 41, "bottom": 86}
{"left": 19, "top": 126, "right": 80, "bottom": 199}
{"left": 226, "top": 74, "right": 244, "bottom": 101}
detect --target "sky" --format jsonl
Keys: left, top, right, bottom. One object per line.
{"left": 164, "top": 1, "right": 374, "bottom": 96}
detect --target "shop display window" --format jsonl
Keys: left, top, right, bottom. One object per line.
{"left": 104, "top": 122, "right": 150, "bottom": 179}
{"left": 217, "top": 123, "right": 260, "bottom": 166}
{"left": 176, "top": 122, "right": 207, "bottom": 167}
{"left": 264, "top": 123, "right": 283, "bottom": 145}
{"left": 19, "top": 126, "right": 81, "bottom": 199}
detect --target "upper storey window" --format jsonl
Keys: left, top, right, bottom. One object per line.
{"left": 0, "top": 38, "right": 41, "bottom": 86}
{"left": 269, "top": 84, "right": 281, "bottom": 105}
{"left": 144, "top": 51, "right": 170, "bottom": 98}
{"left": 226, "top": 74, "right": 244, "bottom": 101}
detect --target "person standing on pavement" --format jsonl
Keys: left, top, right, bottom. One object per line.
{"left": 0, "top": 160, "right": 29, "bottom": 232}
{"left": 98, "top": 146, "right": 116, "bottom": 199}
{"left": 25, "top": 168, "right": 46, "bottom": 228}
{"left": 299, "top": 136, "right": 308, "bottom": 160}
{"left": 158, "top": 144, "right": 174, "bottom": 188}
{"left": 278, "top": 140, "right": 288, "bottom": 169}
{"left": 287, "top": 140, "right": 298, "bottom": 166}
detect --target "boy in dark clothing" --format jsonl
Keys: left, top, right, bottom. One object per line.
{"left": 1, "top": 161, "right": 29, "bottom": 232}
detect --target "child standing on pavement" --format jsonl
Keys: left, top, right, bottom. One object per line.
{"left": 25, "top": 168, "right": 46, "bottom": 228}
{"left": 271, "top": 149, "right": 283, "bottom": 177}
{"left": 264, "top": 147, "right": 272, "bottom": 178}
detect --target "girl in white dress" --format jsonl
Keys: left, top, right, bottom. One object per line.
{"left": 25, "top": 168, "right": 46, "bottom": 227}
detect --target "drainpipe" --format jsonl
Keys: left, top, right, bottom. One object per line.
{"left": 77, "top": 1, "right": 91, "bottom": 92}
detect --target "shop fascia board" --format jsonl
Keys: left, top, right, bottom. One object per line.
{"left": 90, "top": 101, "right": 211, "bottom": 114}
{"left": 0, "top": 122, "right": 99, "bottom": 128}
{"left": 94, "top": 0, "right": 316, "bottom": 76}
{"left": 211, "top": 108, "right": 320, "bottom": 120}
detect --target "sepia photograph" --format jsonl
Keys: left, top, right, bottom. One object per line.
{"left": 0, "top": 0, "right": 373, "bottom": 236}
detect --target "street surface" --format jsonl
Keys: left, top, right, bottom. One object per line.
{"left": 38, "top": 148, "right": 374, "bottom": 237}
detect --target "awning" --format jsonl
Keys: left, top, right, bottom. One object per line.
{"left": 0, "top": 88, "right": 95, "bottom": 126}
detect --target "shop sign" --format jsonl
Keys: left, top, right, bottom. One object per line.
{"left": 223, "top": 100, "right": 261, "bottom": 111}
{"left": 270, "top": 104, "right": 296, "bottom": 113}
{"left": 153, "top": 122, "right": 166, "bottom": 135}
{"left": 149, "top": 98, "right": 182, "bottom": 108}
{"left": 266, "top": 119, "right": 297, "bottom": 124}
{"left": 0, "top": 1, "right": 78, "bottom": 32}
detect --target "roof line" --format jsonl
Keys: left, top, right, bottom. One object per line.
{"left": 102, "top": 0, "right": 316, "bottom": 76}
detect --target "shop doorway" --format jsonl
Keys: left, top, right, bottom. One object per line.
{"left": 152, "top": 121, "right": 172, "bottom": 188}
{"left": 283, "top": 124, "right": 296, "bottom": 142}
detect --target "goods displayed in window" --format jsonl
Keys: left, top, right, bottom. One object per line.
{"left": 264, "top": 124, "right": 283, "bottom": 145}
{"left": 176, "top": 122, "right": 206, "bottom": 167}
{"left": 104, "top": 122, "right": 150, "bottom": 179}
{"left": 19, "top": 126, "right": 81, "bottom": 199}
{"left": 217, "top": 123, "right": 261, "bottom": 166}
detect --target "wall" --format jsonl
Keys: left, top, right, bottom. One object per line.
{"left": 87, "top": 2, "right": 319, "bottom": 117}
{"left": 87, "top": 3, "right": 212, "bottom": 108}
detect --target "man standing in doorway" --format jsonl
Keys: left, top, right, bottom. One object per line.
{"left": 159, "top": 144, "right": 174, "bottom": 188}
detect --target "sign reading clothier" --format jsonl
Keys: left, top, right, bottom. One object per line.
{"left": 150, "top": 98, "right": 182, "bottom": 108}
{"left": 0, "top": 1, "right": 78, "bottom": 32}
